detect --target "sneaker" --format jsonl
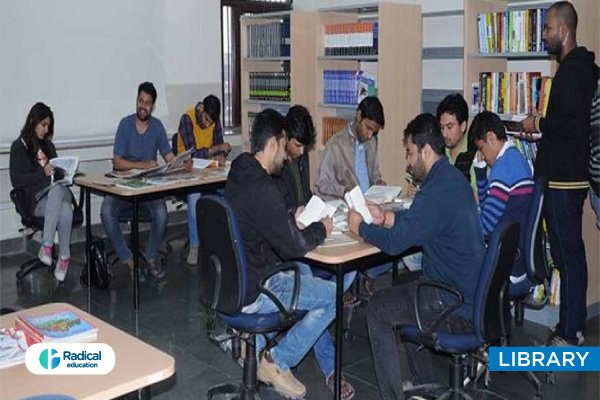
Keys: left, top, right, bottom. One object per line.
{"left": 187, "top": 245, "right": 199, "bottom": 265}
{"left": 38, "top": 242, "right": 53, "bottom": 266}
{"left": 54, "top": 256, "right": 69, "bottom": 282}
{"left": 546, "top": 333, "right": 580, "bottom": 347}
{"left": 257, "top": 351, "right": 306, "bottom": 399}
{"left": 547, "top": 326, "right": 585, "bottom": 346}
{"left": 148, "top": 260, "right": 166, "bottom": 279}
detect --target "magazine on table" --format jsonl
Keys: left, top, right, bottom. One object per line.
{"left": 107, "top": 148, "right": 193, "bottom": 179}
{"left": 0, "top": 327, "right": 28, "bottom": 369}
{"left": 15, "top": 309, "right": 97, "bottom": 345}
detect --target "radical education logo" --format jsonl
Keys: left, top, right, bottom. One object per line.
{"left": 26, "top": 343, "right": 115, "bottom": 375}
{"left": 39, "top": 348, "right": 61, "bottom": 369}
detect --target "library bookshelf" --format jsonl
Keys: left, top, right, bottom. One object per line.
{"left": 312, "top": 2, "right": 422, "bottom": 186}
{"left": 464, "top": 0, "right": 599, "bottom": 306}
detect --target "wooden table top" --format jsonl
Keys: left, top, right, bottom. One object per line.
{"left": 0, "top": 303, "right": 175, "bottom": 400}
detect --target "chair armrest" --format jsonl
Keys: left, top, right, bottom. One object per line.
{"left": 257, "top": 261, "right": 302, "bottom": 325}
{"left": 414, "top": 280, "right": 464, "bottom": 337}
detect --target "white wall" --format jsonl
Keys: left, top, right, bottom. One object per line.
{"left": 0, "top": 0, "right": 222, "bottom": 241}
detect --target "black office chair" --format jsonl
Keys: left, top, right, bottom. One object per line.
{"left": 513, "top": 177, "right": 550, "bottom": 325}
{"left": 396, "top": 222, "right": 540, "bottom": 400}
{"left": 10, "top": 187, "right": 84, "bottom": 283}
{"left": 197, "top": 195, "right": 305, "bottom": 399}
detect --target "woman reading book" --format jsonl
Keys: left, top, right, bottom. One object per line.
{"left": 9, "top": 102, "right": 74, "bottom": 282}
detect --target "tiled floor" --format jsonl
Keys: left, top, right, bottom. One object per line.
{"left": 1, "top": 236, "right": 598, "bottom": 400}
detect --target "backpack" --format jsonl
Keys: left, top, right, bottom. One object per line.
{"left": 80, "top": 234, "right": 112, "bottom": 290}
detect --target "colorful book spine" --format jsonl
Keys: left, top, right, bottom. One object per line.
{"left": 322, "top": 117, "right": 350, "bottom": 145}
{"left": 324, "top": 21, "right": 378, "bottom": 56}
{"left": 477, "top": 8, "right": 547, "bottom": 54}
{"left": 249, "top": 72, "right": 291, "bottom": 102}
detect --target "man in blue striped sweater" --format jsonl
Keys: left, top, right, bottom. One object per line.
{"left": 469, "top": 111, "right": 534, "bottom": 296}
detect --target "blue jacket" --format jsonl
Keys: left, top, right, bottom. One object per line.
{"left": 359, "top": 157, "right": 485, "bottom": 318}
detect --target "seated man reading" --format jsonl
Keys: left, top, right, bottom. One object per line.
{"left": 226, "top": 109, "right": 354, "bottom": 399}
{"left": 348, "top": 113, "right": 485, "bottom": 400}
{"left": 101, "top": 81, "right": 175, "bottom": 279}
{"left": 469, "top": 111, "right": 534, "bottom": 295}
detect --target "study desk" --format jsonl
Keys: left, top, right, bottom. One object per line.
{"left": 304, "top": 237, "right": 397, "bottom": 400}
{"left": 0, "top": 302, "right": 175, "bottom": 400}
{"left": 75, "top": 169, "right": 228, "bottom": 311}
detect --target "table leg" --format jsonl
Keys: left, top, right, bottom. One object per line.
{"left": 132, "top": 197, "right": 140, "bottom": 311}
{"left": 334, "top": 264, "right": 344, "bottom": 400}
{"left": 85, "top": 188, "right": 91, "bottom": 312}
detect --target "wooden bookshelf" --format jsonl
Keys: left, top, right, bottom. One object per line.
{"left": 464, "top": 0, "right": 600, "bottom": 308}
{"left": 313, "top": 2, "right": 422, "bottom": 187}
{"left": 240, "top": 11, "right": 319, "bottom": 152}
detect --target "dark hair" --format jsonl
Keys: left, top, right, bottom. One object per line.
{"left": 250, "top": 109, "right": 286, "bottom": 154}
{"left": 138, "top": 81, "right": 157, "bottom": 104}
{"left": 550, "top": 1, "right": 578, "bottom": 33}
{"left": 202, "top": 94, "right": 221, "bottom": 123}
{"left": 436, "top": 93, "right": 469, "bottom": 125}
{"left": 19, "top": 102, "right": 54, "bottom": 158}
{"left": 357, "top": 96, "right": 385, "bottom": 128}
{"left": 403, "top": 113, "right": 445, "bottom": 155}
{"left": 285, "top": 105, "right": 316, "bottom": 147}
{"left": 468, "top": 111, "right": 507, "bottom": 146}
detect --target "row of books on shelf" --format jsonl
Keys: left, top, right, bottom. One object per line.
{"left": 477, "top": 8, "right": 548, "bottom": 54}
{"left": 473, "top": 72, "right": 552, "bottom": 116}
{"left": 323, "top": 21, "right": 378, "bottom": 56}
{"left": 322, "top": 116, "right": 350, "bottom": 145}
{"left": 246, "top": 20, "right": 290, "bottom": 58}
{"left": 249, "top": 71, "right": 291, "bottom": 102}
{"left": 323, "top": 70, "right": 376, "bottom": 105}
{"left": 513, "top": 137, "right": 538, "bottom": 170}
{"left": 0, "top": 310, "right": 97, "bottom": 369}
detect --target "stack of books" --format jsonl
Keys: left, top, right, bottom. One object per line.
{"left": 15, "top": 309, "right": 98, "bottom": 345}
{"left": 249, "top": 72, "right": 291, "bottom": 102}
{"left": 477, "top": 8, "right": 547, "bottom": 54}
{"left": 323, "top": 21, "right": 378, "bottom": 56}
{"left": 322, "top": 116, "right": 350, "bottom": 145}
{"left": 247, "top": 19, "right": 290, "bottom": 58}
{"left": 323, "top": 70, "right": 376, "bottom": 105}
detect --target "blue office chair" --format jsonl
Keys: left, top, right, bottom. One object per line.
{"left": 196, "top": 195, "right": 305, "bottom": 400}
{"left": 396, "top": 222, "right": 532, "bottom": 400}
{"left": 10, "top": 187, "right": 84, "bottom": 284}
{"left": 513, "top": 177, "right": 550, "bottom": 325}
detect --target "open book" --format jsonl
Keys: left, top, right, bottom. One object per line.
{"left": 344, "top": 186, "right": 373, "bottom": 224}
{"left": 364, "top": 185, "right": 402, "bottom": 204}
{"left": 297, "top": 195, "right": 338, "bottom": 227}
{"left": 50, "top": 156, "right": 79, "bottom": 185}
{"left": 193, "top": 158, "right": 219, "bottom": 169}
{"left": 107, "top": 148, "right": 193, "bottom": 179}
{"left": 0, "top": 327, "right": 28, "bottom": 369}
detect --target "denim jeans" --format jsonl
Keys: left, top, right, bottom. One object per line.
{"left": 242, "top": 271, "right": 336, "bottom": 376}
{"left": 544, "top": 188, "right": 588, "bottom": 343}
{"left": 100, "top": 196, "right": 168, "bottom": 264}
{"left": 590, "top": 188, "right": 600, "bottom": 229}
{"left": 187, "top": 192, "right": 201, "bottom": 247}
{"left": 34, "top": 185, "right": 73, "bottom": 258}
{"left": 367, "top": 279, "right": 472, "bottom": 400}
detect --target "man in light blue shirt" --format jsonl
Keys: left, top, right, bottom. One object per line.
{"left": 101, "top": 82, "right": 174, "bottom": 279}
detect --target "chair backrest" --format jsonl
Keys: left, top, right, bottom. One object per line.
{"left": 474, "top": 221, "right": 520, "bottom": 343}
{"left": 10, "top": 188, "right": 35, "bottom": 228}
{"left": 523, "top": 176, "right": 548, "bottom": 283}
{"left": 196, "top": 195, "right": 247, "bottom": 315}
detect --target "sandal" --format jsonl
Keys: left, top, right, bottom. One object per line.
{"left": 358, "top": 274, "right": 374, "bottom": 301}
{"left": 343, "top": 291, "right": 360, "bottom": 308}
{"left": 326, "top": 372, "right": 355, "bottom": 400}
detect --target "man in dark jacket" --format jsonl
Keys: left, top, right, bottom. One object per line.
{"left": 521, "top": 1, "right": 599, "bottom": 346}
{"left": 348, "top": 113, "right": 485, "bottom": 400}
{"left": 277, "top": 105, "right": 315, "bottom": 211}
{"left": 226, "top": 109, "right": 351, "bottom": 399}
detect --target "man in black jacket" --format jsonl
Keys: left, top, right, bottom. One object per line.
{"left": 521, "top": 1, "right": 599, "bottom": 346}
{"left": 226, "top": 109, "right": 353, "bottom": 399}
{"left": 277, "top": 105, "right": 315, "bottom": 211}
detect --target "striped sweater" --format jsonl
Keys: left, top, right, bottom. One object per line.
{"left": 591, "top": 78, "right": 600, "bottom": 195}
{"left": 475, "top": 142, "right": 534, "bottom": 291}
{"left": 475, "top": 142, "right": 534, "bottom": 237}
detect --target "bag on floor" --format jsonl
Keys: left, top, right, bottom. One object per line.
{"left": 80, "top": 234, "right": 112, "bottom": 290}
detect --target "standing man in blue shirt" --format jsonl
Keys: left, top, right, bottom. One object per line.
{"left": 101, "top": 82, "right": 174, "bottom": 279}
{"left": 348, "top": 113, "right": 485, "bottom": 400}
